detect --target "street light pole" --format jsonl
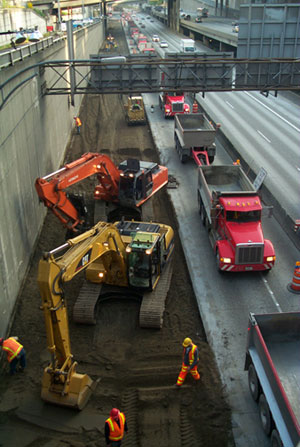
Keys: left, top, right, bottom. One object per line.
{"left": 57, "top": 0, "right": 62, "bottom": 30}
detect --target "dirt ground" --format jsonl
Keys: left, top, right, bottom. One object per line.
{"left": 0, "top": 21, "right": 234, "bottom": 447}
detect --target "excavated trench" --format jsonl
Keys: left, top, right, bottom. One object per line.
{"left": 0, "top": 20, "right": 234, "bottom": 447}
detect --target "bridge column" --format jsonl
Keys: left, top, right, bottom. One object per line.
{"left": 168, "top": 0, "right": 180, "bottom": 32}
{"left": 203, "top": 36, "right": 209, "bottom": 47}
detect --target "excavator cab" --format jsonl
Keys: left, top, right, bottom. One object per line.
{"left": 118, "top": 159, "right": 155, "bottom": 207}
{"left": 127, "top": 231, "right": 162, "bottom": 290}
{"left": 115, "top": 220, "right": 167, "bottom": 290}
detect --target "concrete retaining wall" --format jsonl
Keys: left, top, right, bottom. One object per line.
{"left": 0, "top": 22, "right": 104, "bottom": 336}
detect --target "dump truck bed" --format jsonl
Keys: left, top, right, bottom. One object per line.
{"left": 198, "top": 165, "right": 257, "bottom": 199}
{"left": 246, "top": 312, "right": 300, "bottom": 447}
{"left": 175, "top": 113, "right": 216, "bottom": 148}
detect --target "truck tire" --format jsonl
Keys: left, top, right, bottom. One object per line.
{"left": 198, "top": 193, "right": 202, "bottom": 216}
{"left": 179, "top": 152, "right": 187, "bottom": 164}
{"left": 248, "top": 364, "right": 260, "bottom": 401}
{"left": 215, "top": 250, "right": 222, "bottom": 272}
{"left": 271, "top": 429, "right": 283, "bottom": 447}
{"left": 200, "top": 201, "right": 207, "bottom": 226}
{"left": 259, "top": 393, "right": 273, "bottom": 436}
{"left": 208, "top": 155, "right": 215, "bottom": 164}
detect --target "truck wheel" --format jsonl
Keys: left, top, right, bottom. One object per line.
{"left": 208, "top": 155, "right": 215, "bottom": 164}
{"left": 271, "top": 429, "right": 283, "bottom": 447}
{"left": 200, "top": 202, "right": 207, "bottom": 226}
{"left": 259, "top": 394, "right": 273, "bottom": 436}
{"left": 216, "top": 250, "right": 222, "bottom": 272}
{"left": 248, "top": 364, "right": 260, "bottom": 401}
{"left": 180, "top": 152, "right": 186, "bottom": 164}
{"left": 198, "top": 194, "right": 202, "bottom": 216}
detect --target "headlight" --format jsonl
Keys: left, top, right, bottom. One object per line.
{"left": 266, "top": 256, "right": 276, "bottom": 262}
{"left": 220, "top": 257, "right": 231, "bottom": 264}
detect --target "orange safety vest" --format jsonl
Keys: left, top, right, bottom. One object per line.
{"left": 183, "top": 343, "right": 198, "bottom": 366}
{"left": 75, "top": 117, "right": 82, "bottom": 127}
{"left": 2, "top": 338, "right": 23, "bottom": 363}
{"left": 106, "top": 413, "right": 126, "bottom": 441}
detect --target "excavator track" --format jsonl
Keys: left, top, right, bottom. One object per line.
{"left": 73, "top": 282, "right": 103, "bottom": 324}
{"left": 139, "top": 261, "right": 173, "bottom": 329}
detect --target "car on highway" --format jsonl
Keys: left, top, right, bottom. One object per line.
{"left": 152, "top": 35, "right": 160, "bottom": 42}
{"left": 195, "top": 17, "right": 202, "bottom": 23}
{"left": 160, "top": 41, "right": 168, "bottom": 48}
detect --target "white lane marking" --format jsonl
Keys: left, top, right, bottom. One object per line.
{"left": 257, "top": 130, "right": 271, "bottom": 143}
{"left": 244, "top": 91, "right": 300, "bottom": 133}
{"left": 261, "top": 275, "right": 283, "bottom": 313}
{"left": 225, "top": 100, "right": 234, "bottom": 109}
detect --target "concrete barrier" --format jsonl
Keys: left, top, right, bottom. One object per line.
{"left": 0, "top": 22, "right": 104, "bottom": 336}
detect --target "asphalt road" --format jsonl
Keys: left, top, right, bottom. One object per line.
{"left": 196, "top": 90, "right": 300, "bottom": 222}
{"left": 126, "top": 15, "right": 300, "bottom": 447}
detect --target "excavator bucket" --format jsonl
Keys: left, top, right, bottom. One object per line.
{"left": 41, "top": 369, "right": 98, "bottom": 410}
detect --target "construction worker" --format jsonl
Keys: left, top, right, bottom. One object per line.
{"left": 105, "top": 408, "right": 128, "bottom": 446}
{"left": 176, "top": 337, "right": 200, "bottom": 387}
{"left": 73, "top": 116, "right": 82, "bottom": 134}
{"left": 0, "top": 336, "right": 26, "bottom": 375}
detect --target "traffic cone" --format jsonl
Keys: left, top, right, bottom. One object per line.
{"left": 192, "top": 101, "right": 198, "bottom": 113}
{"left": 287, "top": 262, "right": 300, "bottom": 294}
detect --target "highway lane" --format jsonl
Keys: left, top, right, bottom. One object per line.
{"left": 197, "top": 91, "right": 300, "bottom": 222}
{"left": 135, "top": 16, "right": 300, "bottom": 223}
{"left": 142, "top": 92, "right": 300, "bottom": 447}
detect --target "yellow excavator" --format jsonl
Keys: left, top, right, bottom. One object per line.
{"left": 38, "top": 219, "right": 174, "bottom": 409}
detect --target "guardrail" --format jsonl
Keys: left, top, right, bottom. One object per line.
{"left": 0, "top": 19, "right": 101, "bottom": 70}
{"left": 0, "top": 36, "right": 62, "bottom": 69}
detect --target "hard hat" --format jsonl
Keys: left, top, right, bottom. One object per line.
{"left": 0, "top": 338, "right": 3, "bottom": 345}
{"left": 182, "top": 337, "right": 192, "bottom": 347}
{"left": 110, "top": 408, "right": 120, "bottom": 419}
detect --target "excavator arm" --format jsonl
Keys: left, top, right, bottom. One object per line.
{"left": 35, "top": 153, "right": 121, "bottom": 231}
{"left": 38, "top": 221, "right": 128, "bottom": 409}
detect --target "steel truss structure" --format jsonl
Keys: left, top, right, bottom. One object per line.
{"left": 1, "top": 54, "right": 299, "bottom": 110}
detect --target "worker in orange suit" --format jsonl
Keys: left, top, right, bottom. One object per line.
{"left": 74, "top": 116, "right": 82, "bottom": 134}
{"left": 176, "top": 337, "right": 200, "bottom": 387}
{"left": 105, "top": 408, "right": 128, "bottom": 446}
{"left": 0, "top": 336, "right": 26, "bottom": 375}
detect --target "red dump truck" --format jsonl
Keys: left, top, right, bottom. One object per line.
{"left": 174, "top": 113, "right": 220, "bottom": 165}
{"left": 245, "top": 312, "right": 300, "bottom": 447}
{"left": 197, "top": 165, "right": 276, "bottom": 272}
{"left": 159, "top": 91, "right": 190, "bottom": 118}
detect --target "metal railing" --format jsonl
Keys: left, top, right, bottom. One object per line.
{"left": 0, "top": 19, "right": 101, "bottom": 70}
{"left": 1, "top": 55, "right": 300, "bottom": 110}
